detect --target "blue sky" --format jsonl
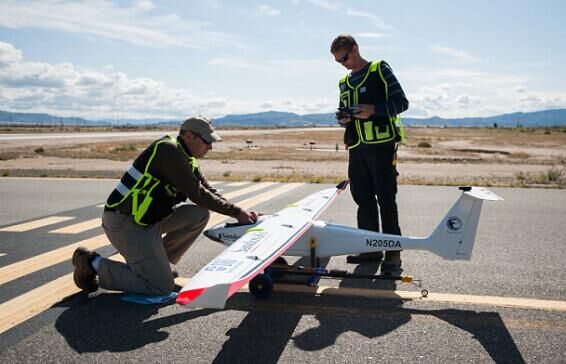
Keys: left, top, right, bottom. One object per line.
{"left": 0, "top": 0, "right": 565, "bottom": 120}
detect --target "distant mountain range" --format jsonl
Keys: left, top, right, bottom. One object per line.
{"left": 1, "top": 109, "right": 565, "bottom": 128}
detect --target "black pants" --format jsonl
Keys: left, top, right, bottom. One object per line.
{"left": 348, "top": 144, "right": 401, "bottom": 236}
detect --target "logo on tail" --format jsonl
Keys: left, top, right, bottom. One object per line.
{"left": 447, "top": 216, "right": 462, "bottom": 231}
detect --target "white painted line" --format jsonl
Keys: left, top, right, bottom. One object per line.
{"left": 0, "top": 216, "right": 75, "bottom": 232}
{"left": 50, "top": 218, "right": 101, "bottom": 234}
{"left": 0, "top": 253, "right": 6, "bottom": 257}
{"left": 226, "top": 182, "right": 248, "bottom": 187}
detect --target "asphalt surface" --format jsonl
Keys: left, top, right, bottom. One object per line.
{"left": 0, "top": 178, "right": 565, "bottom": 363}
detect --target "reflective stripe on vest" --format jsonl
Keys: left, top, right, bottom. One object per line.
{"left": 114, "top": 165, "right": 143, "bottom": 197}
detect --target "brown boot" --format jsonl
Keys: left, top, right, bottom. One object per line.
{"left": 72, "top": 247, "right": 99, "bottom": 293}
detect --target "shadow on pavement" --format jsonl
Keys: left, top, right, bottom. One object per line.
{"left": 216, "top": 261, "right": 525, "bottom": 364}
{"left": 55, "top": 261, "right": 525, "bottom": 363}
{"left": 54, "top": 293, "right": 215, "bottom": 353}
{"left": 293, "top": 262, "right": 526, "bottom": 364}
{"left": 212, "top": 257, "right": 329, "bottom": 364}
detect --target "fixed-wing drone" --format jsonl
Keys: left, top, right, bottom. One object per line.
{"left": 177, "top": 181, "right": 502, "bottom": 309}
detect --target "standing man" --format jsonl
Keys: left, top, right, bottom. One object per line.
{"left": 331, "top": 34, "right": 409, "bottom": 274}
{"left": 72, "top": 116, "right": 258, "bottom": 295}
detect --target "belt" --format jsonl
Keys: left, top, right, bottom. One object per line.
{"left": 104, "top": 206, "right": 130, "bottom": 215}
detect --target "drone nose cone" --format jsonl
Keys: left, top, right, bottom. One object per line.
{"left": 203, "top": 228, "right": 223, "bottom": 243}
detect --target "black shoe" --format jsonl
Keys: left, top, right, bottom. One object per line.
{"left": 346, "top": 252, "right": 384, "bottom": 264}
{"left": 72, "top": 247, "right": 99, "bottom": 293}
{"left": 381, "top": 251, "right": 402, "bottom": 274}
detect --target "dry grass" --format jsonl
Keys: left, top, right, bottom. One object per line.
{"left": 1, "top": 126, "right": 565, "bottom": 187}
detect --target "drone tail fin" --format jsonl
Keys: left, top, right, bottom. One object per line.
{"left": 424, "top": 187, "right": 502, "bottom": 260}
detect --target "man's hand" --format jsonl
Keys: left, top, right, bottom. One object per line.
{"left": 335, "top": 106, "right": 361, "bottom": 125}
{"left": 236, "top": 209, "right": 258, "bottom": 224}
{"left": 336, "top": 115, "right": 350, "bottom": 126}
{"left": 351, "top": 104, "right": 375, "bottom": 119}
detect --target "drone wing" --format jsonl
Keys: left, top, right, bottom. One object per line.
{"left": 176, "top": 180, "right": 348, "bottom": 309}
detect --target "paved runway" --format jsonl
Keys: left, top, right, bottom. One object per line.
{"left": 0, "top": 178, "right": 565, "bottom": 362}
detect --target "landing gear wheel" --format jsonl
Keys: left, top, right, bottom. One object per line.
{"left": 274, "top": 257, "right": 288, "bottom": 265}
{"left": 267, "top": 257, "right": 289, "bottom": 280}
{"left": 249, "top": 274, "right": 274, "bottom": 299}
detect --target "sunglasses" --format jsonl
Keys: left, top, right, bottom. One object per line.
{"left": 193, "top": 132, "right": 212, "bottom": 145}
{"left": 336, "top": 46, "right": 353, "bottom": 64}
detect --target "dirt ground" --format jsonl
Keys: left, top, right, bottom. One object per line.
{"left": 1, "top": 126, "right": 565, "bottom": 188}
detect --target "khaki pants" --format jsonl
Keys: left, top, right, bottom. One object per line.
{"left": 99, "top": 204, "right": 210, "bottom": 295}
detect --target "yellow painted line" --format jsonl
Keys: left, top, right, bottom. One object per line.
{"left": 0, "top": 183, "right": 304, "bottom": 334}
{"left": 0, "top": 254, "right": 189, "bottom": 336}
{"left": 425, "top": 292, "right": 566, "bottom": 312}
{"left": 0, "top": 272, "right": 80, "bottom": 335}
{"left": 49, "top": 218, "right": 101, "bottom": 234}
{"left": 271, "top": 284, "right": 566, "bottom": 312}
{"left": 0, "top": 235, "right": 110, "bottom": 286}
{"left": 171, "top": 279, "right": 566, "bottom": 312}
{"left": 0, "top": 216, "right": 75, "bottom": 232}
{"left": 226, "top": 182, "right": 248, "bottom": 187}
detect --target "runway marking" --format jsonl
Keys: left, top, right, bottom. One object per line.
{"left": 0, "top": 272, "right": 79, "bottom": 335}
{"left": 0, "top": 253, "right": 6, "bottom": 257}
{"left": 49, "top": 218, "right": 101, "bottom": 234}
{"left": 217, "top": 181, "right": 275, "bottom": 199}
{"left": 0, "top": 182, "right": 304, "bottom": 334}
{"left": 0, "top": 216, "right": 75, "bottom": 232}
{"left": 270, "top": 284, "right": 566, "bottom": 312}
{"left": 226, "top": 182, "right": 248, "bottom": 187}
{"left": 0, "top": 182, "right": 283, "bottom": 286}
{"left": 0, "top": 235, "right": 110, "bottom": 286}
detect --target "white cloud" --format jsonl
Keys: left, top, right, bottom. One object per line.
{"left": 260, "top": 101, "right": 274, "bottom": 109}
{"left": 0, "top": 0, "right": 246, "bottom": 50}
{"left": 406, "top": 76, "right": 566, "bottom": 118}
{"left": 357, "top": 32, "right": 390, "bottom": 39}
{"left": 0, "top": 42, "right": 339, "bottom": 118}
{"left": 0, "top": 42, "right": 23, "bottom": 67}
{"left": 304, "top": 1, "right": 395, "bottom": 32}
{"left": 515, "top": 85, "right": 527, "bottom": 93}
{"left": 208, "top": 56, "right": 336, "bottom": 75}
{"left": 305, "top": 0, "right": 341, "bottom": 12}
{"left": 132, "top": 0, "right": 155, "bottom": 13}
{"left": 0, "top": 41, "right": 221, "bottom": 118}
{"left": 258, "top": 5, "right": 281, "bottom": 16}
{"left": 346, "top": 10, "right": 395, "bottom": 32}
{"left": 429, "top": 45, "right": 479, "bottom": 62}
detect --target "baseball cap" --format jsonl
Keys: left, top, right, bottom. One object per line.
{"left": 180, "top": 116, "right": 222, "bottom": 143}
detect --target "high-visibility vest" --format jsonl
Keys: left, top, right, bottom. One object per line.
{"left": 339, "top": 60, "right": 405, "bottom": 149}
{"left": 105, "top": 135, "right": 198, "bottom": 225}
